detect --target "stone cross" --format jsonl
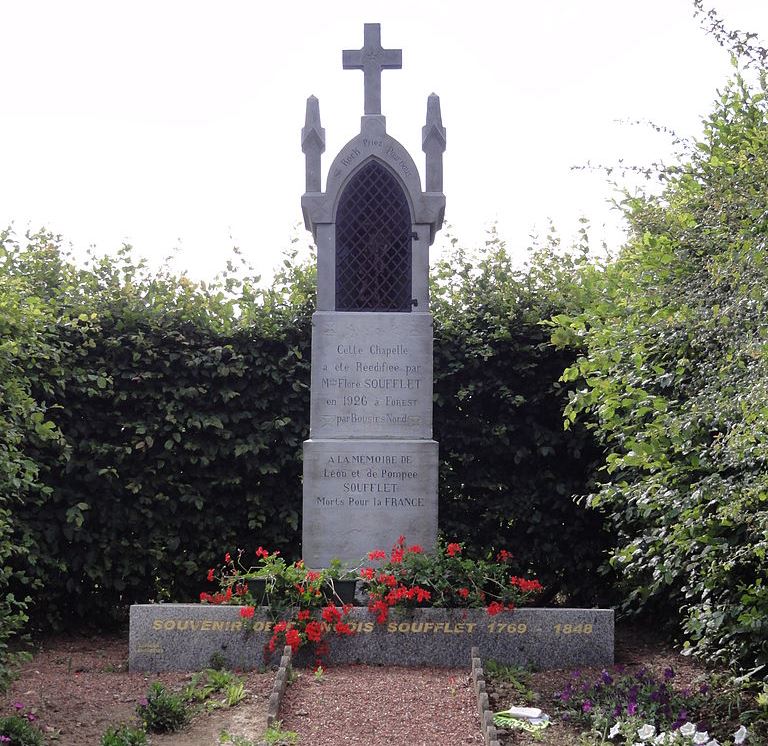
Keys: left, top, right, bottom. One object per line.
{"left": 342, "top": 23, "right": 402, "bottom": 115}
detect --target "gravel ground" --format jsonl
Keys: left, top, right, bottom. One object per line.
{"left": 0, "top": 634, "right": 273, "bottom": 745}
{"left": 280, "top": 664, "right": 484, "bottom": 745}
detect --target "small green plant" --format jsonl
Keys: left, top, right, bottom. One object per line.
{"left": 485, "top": 660, "right": 537, "bottom": 704}
{"left": 0, "top": 713, "right": 45, "bottom": 746}
{"left": 100, "top": 722, "right": 148, "bottom": 746}
{"left": 137, "top": 681, "right": 189, "bottom": 733}
{"left": 313, "top": 664, "right": 325, "bottom": 682}
{"left": 262, "top": 721, "right": 299, "bottom": 745}
{"left": 224, "top": 681, "right": 246, "bottom": 708}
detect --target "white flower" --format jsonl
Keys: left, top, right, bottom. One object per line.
{"left": 680, "top": 723, "right": 697, "bottom": 737}
{"left": 638, "top": 724, "right": 657, "bottom": 741}
{"left": 609, "top": 722, "right": 622, "bottom": 739}
{"left": 693, "top": 733, "right": 710, "bottom": 745}
{"left": 705, "top": 740, "right": 720, "bottom": 746}
{"left": 733, "top": 725, "right": 748, "bottom": 745}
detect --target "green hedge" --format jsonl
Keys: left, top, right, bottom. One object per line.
{"left": 0, "top": 231, "right": 606, "bottom": 631}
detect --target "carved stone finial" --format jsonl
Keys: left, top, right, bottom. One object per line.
{"left": 422, "top": 93, "right": 446, "bottom": 192}
{"left": 301, "top": 95, "right": 325, "bottom": 193}
{"left": 342, "top": 23, "right": 402, "bottom": 116}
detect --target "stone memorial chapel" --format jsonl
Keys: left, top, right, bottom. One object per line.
{"left": 300, "top": 24, "right": 447, "bottom": 567}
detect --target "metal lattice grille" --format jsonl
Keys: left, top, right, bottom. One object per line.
{"left": 335, "top": 161, "right": 412, "bottom": 312}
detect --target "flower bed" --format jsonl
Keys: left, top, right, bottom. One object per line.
{"left": 200, "top": 537, "right": 544, "bottom": 667}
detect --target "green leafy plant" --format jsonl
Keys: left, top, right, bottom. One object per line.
{"left": 551, "top": 52, "right": 768, "bottom": 670}
{"left": 100, "top": 722, "right": 148, "bottom": 746}
{"left": 181, "top": 668, "right": 248, "bottom": 712}
{"left": 484, "top": 660, "right": 537, "bottom": 704}
{"left": 261, "top": 721, "right": 299, "bottom": 745}
{"left": 137, "top": 681, "right": 189, "bottom": 733}
{"left": 219, "top": 732, "right": 258, "bottom": 746}
{"left": 224, "top": 682, "right": 246, "bottom": 708}
{"left": 0, "top": 712, "right": 45, "bottom": 746}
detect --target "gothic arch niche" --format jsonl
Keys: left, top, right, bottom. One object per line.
{"left": 335, "top": 160, "right": 412, "bottom": 312}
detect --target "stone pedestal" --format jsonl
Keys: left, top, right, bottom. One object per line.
{"left": 302, "top": 312, "right": 438, "bottom": 567}
{"left": 303, "top": 439, "right": 438, "bottom": 567}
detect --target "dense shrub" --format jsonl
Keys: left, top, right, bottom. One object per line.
{"left": 432, "top": 231, "right": 611, "bottom": 602}
{"left": 2, "top": 239, "right": 314, "bottom": 627}
{"left": 0, "top": 226, "right": 606, "bottom": 630}
{"left": 0, "top": 231, "right": 67, "bottom": 686}
{"left": 551, "top": 53, "right": 768, "bottom": 667}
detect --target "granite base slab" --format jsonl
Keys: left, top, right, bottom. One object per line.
{"left": 129, "top": 604, "right": 613, "bottom": 672}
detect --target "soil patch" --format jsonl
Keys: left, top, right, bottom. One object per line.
{"left": 0, "top": 634, "right": 272, "bottom": 745}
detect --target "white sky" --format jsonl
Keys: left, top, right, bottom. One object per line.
{"left": 2, "top": 1, "right": 767, "bottom": 282}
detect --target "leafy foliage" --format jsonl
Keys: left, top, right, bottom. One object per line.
{"left": 0, "top": 223, "right": 607, "bottom": 631}
{"left": 1, "top": 234, "right": 314, "bottom": 627}
{"left": 137, "top": 682, "right": 189, "bottom": 733}
{"left": 0, "top": 714, "right": 45, "bottom": 746}
{"left": 551, "top": 58, "right": 768, "bottom": 668}
{"left": 100, "top": 723, "right": 148, "bottom": 746}
{"left": 432, "top": 229, "right": 611, "bottom": 602}
{"left": 0, "top": 230, "right": 67, "bottom": 687}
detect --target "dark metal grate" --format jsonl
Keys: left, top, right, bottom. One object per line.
{"left": 335, "top": 161, "right": 412, "bottom": 312}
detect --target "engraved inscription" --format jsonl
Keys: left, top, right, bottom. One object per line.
{"left": 310, "top": 314, "right": 432, "bottom": 438}
{"left": 312, "top": 452, "right": 425, "bottom": 511}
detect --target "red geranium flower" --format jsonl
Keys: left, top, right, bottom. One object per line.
{"left": 322, "top": 605, "right": 342, "bottom": 624}
{"left": 359, "top": 567, "right": 375, "bottom": 580}
{"left": 240, "top": 606, "right": 255, "bottom": 619}
{"left": 457, "top": 587, "right": 470, "bottom": 599}
{"left": 377, "top": 573, "right": 397, "bottom": 588}
{"left": 391, "top": 547, "right": 404, "bottom": 564}
{"left": 224, "top": 552, "right": 231, "bottom": 563}
{"left": 368, "top": 549, "right": 387, "bottom": 561}
{"left": 297, "top": 610, "right": 311, "bottom": 622}
{"left": 207, "top": 568, "right": 215, "bottom": 582}
{"left": 408, "top": 544, "right": 424, "bottom": 554}
{"left": 255, "top": 546, "right": 269, "bottom": 558}
{"left": 510, "top": 577, "right": 543, "bottom": 593}
{"left": 446, "top": 542, "right": 462, "bottom": 557}
{"left": 496, "top": 549, "right": 513, "bottom": 562}
{"left": 486, "top": 601, "right": 505, "bottom": 616}
{"left": 305, "top": 621, "right": 323, "bottom": 642}
{"left": 285, "top": 628, "right": 301, "bottom": 652}
{"left": 334, "top": 622, "right": 354, "bottom": 636}
{"left": 369, "top": 599, "right": 389, "bottom": 624}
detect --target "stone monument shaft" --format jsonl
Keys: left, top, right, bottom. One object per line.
{"left": 301, "top": 24, "right": 446, "bottom": 568}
